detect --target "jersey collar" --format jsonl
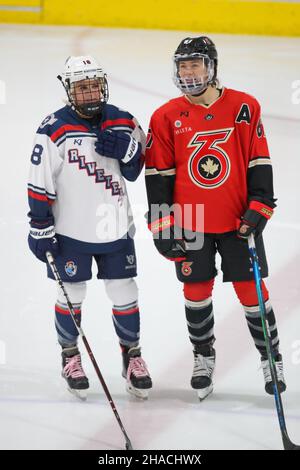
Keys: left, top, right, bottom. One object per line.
{"left": 184, "top": 87, "right": 226, "bottom": 109}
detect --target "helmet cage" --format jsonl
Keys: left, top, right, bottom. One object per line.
{"left": 67, "top": 76, "right": 108, "bottom": 117}
{"left": 59, "top": 57, "right": 109, "bottom": 116}
{"left": 173, "top": 52, "right": 215, "bottom": 95}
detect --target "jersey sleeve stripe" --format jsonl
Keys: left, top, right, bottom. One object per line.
{"left": 50, "top": 124, "right": 89, "bottom": 143}
{"left": 145, "top": 168, "right": 176, "bottom": 176}
{"left": 28, "top": 189, "right": 55, "bottom": 205}
{"left": 248, "top": 158, "right": 272, "bottom": 168}
{"left": 106, "top": 126, "right": 133, "bottom": 132}
{"left": 101, "top": 118, "right": 135, "bottom": 130}
{"left": 27, "top": 184, "right": 56, "bottom": 199}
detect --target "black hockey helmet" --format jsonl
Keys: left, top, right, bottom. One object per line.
{"left": 173, "top": 36, "right": 218, "bottom": 95}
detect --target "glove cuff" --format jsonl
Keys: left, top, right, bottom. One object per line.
{"left": 249, "top": 200, "right": 273, "bottom": 219}
{"left": 121, "top": 136, "right": 141, "bottom": 164}
{"left": 29, "top": 215, "right": 54, "bottom": 229}
{"left": 148, "top": 215, "right": 174, "bottom": 234}
{"left": 29, "top": 225, "right": 55, "bottom": 240}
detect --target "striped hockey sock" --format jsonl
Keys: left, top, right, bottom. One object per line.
{"left": 112, "top": 301, "right": 140, "bottom": 348}
{"left": 185, "top": 297, "right": 215, "bottom": 346}
{"left": 55, "top": 301, "right": 81, "bottom": 348}
{"left": 243, "top": 300, "right": 280, "bottom": 356}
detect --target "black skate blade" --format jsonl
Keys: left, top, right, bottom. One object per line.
{"left": 67, "top": 387, "right": 87, "bottom": 401}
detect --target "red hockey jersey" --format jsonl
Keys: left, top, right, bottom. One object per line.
{"left": 145, "top": 88, "right": 274, "bottom": 233}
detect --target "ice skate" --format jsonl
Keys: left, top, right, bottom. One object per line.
{"left": 261, "top": 353, "right": 286, "bottom": 395}
{"left": 122, "top": 346, "right": 152, "bottom": 399}
{"left": 191, "top": 343, "right": 216, "bottom": 401}
{"left": 61, "top": 346, "right": 89, "bottom": 401}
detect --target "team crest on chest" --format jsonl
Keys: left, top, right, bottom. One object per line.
{"left": 188, "top": 128, "right": 233, "bottom": 189}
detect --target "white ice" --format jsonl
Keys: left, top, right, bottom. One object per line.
{"left": 0, "top": 24, "right": 299, "bottom": 450}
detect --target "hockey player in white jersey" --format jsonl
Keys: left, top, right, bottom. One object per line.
{"left": 27, "top": 56, "right": 152, "bottom": 399}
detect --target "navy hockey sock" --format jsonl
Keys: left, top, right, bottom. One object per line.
{"left": 185, "top": 297, "right": 215, "bottom": 346}
{"left": 55, "top": 301, "right": 81, "bottom": 347}
{"left": 112, "top": 301, "right": 140, "bottom": 347}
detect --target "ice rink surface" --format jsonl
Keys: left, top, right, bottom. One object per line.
{"left": 0, "top": 24, "right": 299, "bottom": 450}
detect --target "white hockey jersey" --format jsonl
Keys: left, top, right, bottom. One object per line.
{"left": 28, "top": 104, "right": 145, "bottom": 251}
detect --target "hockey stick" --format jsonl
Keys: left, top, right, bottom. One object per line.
{"left": 46, "top": 251, "right": 133, "bottom": 451}
{"left": 247, "top": 234, "right": 300, "bottom": 450}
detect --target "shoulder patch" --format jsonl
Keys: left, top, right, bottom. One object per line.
{"left": 39, "top": 113, "right": 58, "bottom": 130}
{"left": 256, "top": 117, "right": 265, "bottom": 138}
{"left": 146, "top": 128, "right": 153, "bottom": 149}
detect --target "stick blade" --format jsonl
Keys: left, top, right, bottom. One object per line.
{"left": 126, "top": 440, "right": 133, "bottom": 450}
{"left": 283, "top": 434, "right": 300, "bottom": 450}
{"left": 284, "top": 443, "right": 300, "bottom": 451}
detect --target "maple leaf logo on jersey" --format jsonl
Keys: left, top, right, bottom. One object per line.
{"left": 188, "top": 128, "right": 233, "bottom": 189}
{"left": 201, "top": 158, "right": 219, "bottom": 177}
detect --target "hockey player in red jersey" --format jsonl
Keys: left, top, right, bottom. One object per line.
{"left": 145, "top": 37, "right": 285, "bottom": 400}
{"left": 27, "top": 56, "right": 152, "bottom": 399}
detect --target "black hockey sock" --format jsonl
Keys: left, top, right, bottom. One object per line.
{"left": 243, "top": 301, "right": 280, "bottom": 356}
{"left": 185, "top": 297, "right": 215, "bottom": 346}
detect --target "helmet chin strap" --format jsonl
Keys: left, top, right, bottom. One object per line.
{"left": 189, "top": 86, "right": 208, "bottom": 97}
{"left": 74, "top": 102, "right": 103, "bottom": 118}
{"left": 58, "top": 75, "right": 106, "bottom": 118}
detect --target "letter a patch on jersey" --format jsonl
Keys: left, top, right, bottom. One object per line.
{"left": 235, "top": 104, "right": 251, "bottom": 124}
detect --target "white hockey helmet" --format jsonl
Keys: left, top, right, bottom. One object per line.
{"left": 58, "top": 55, "right": 109, "bottom": 116}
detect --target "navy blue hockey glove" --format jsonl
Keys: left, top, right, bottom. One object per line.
{"left": 148, "top": 215, "right": 187, "bottom": 262}
{"left": 28, "top": 222, "right": 59, "bottom": 262}
{"left": 95, "top": 130, "right": 141, "bottom": 164}
{"left": 237, "top": 200, "right": 274, "bottom": 239}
